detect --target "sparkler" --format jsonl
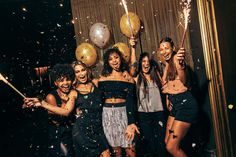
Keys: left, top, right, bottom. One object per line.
{"left": 121, "top": 0, "right": 134, "bottom": 37}
{"left": 180, "top": 0, "right": 191, "bottom": 47}
{"left": 0, "top": 73, "right": 26, "bottom": 98}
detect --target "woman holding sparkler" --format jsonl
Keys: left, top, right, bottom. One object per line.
{"left": 159, "top": 37, "right": 198, "bottom": 157}
{"left": 24, "top": 64, "right": 75, "bottom": 157}
{"left": 23, "top": 62, "right": 111, "bottom": 157}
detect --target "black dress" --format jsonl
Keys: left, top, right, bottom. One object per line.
{"left": 72, "top": 84, "right": 109, "bottom": 157}
{"left": 47, "top": 90, "right": 74, "bottom": 157}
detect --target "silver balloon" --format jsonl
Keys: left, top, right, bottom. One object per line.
{"left": 89, "top": 23, "right": 110, "bottom": 48}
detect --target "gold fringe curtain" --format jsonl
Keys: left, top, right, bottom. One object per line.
{"left": 70, "top": 0, "right": 193, "bottom": 72}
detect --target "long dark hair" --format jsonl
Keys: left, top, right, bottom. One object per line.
{"left": 159, "top": 37, "right": 177, "bottom": 80}
{"left": 101, "top": 47, "right": 129, "bottom": 76}
{"left": 136, "top": 52, "right": 162, "bottom": 103}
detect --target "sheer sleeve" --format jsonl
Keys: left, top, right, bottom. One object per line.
{"left": 97, "top": 81, "right": 105, "bottom": 101}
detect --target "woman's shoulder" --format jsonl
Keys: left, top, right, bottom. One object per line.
{"left": 46, "top": 93, "right": 57, "bottom": 101}
{"left": 68, "top": 89, "right": 78, "bottom": 98}
{"left": 92, "top": 79, "right": 98, "bottom": 87}
{"left": 69, "top": 89, "right": 77, "bottom": 94}
{"left": 98, "top": 76, "right": 108, "bottom": 82}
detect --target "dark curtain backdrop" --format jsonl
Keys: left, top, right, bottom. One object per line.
{"left": 70, "top": 0, "right": 193, "bottom": 76}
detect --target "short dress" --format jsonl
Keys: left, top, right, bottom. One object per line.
{"left": 98, "top": 81, "right": 137, "bottom": 148}
{"left": 47, "top": 90, "right": 74, "bottom": 157}
{"left": 72, "top": 84, "right": 109, "bottom": 157}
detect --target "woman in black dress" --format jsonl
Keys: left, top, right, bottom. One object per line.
{"left": 71, "top": 60, "right": 110, "bottom": 157}
{"left": 24, "top": 63, "right": 75, "bottom": 157}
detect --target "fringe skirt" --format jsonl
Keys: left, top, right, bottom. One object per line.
{"left": 102, "top": 103, "right": 134, "bottom": 148}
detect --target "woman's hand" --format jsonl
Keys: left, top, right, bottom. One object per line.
{"left": 125, "top": 123, "right": 140, "bottom": 141}
{"left": 176, "top": 47, "right": 186, "bottom": 61}
{"left": 129, "top": 37, "right": 137, "bottom": 48}
{"left": 167, "top": 102, "right": 173, "bottom": 111}
{"left": 122, "top": 71, "right": 132, "bottom": 82}
{"left": 22, "top": 97, "right": 42, "bottom": 108}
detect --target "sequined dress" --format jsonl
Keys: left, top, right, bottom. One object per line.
{"left": 72, "top": 84, "right": 109, "bottom": 157}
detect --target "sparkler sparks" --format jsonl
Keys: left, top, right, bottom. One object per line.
{"left": 0, "top": 73, "right": 26, "bottom": 98}
{"left": 121, "top": 0, "right": 134, "bottom": 37}
{"left": 180, "top": 0, "right": 191, "bottom": 47}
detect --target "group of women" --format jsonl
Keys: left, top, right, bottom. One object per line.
{"left": 23, "top": 36, "right": 198, "bottom": 157}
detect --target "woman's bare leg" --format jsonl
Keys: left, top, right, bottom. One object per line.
{"left": 125, "top": 147, "right": 136, "bottom": 157}
{"left": 165, "top": 116, "right": 175, "bottom": 144}
{"left": 166, "top": 120, "right": 191, "bottom": 157}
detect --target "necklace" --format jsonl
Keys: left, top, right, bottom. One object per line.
{"left": 77, "top": 83, "right": 93, "bottom": 99}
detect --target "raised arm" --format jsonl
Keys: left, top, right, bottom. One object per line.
{"left": 174, "top": 47, "right": 186, "bottom": 84}
{"left": 129, "top": 37, "right": 138, "bottom": 76}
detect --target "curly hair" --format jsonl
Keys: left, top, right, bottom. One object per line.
{"left": 101, "top": 47, "right": 129, "bottom": 76}
{"left": 49, "top": 64, "right": 75, "bottom": 82}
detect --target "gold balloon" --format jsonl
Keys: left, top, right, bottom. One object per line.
{"left": 75, "top": 43, "right": 97, "bottom": 67}
{"left": 120, "top": 12, "right": 141, "bottom": 38}
{"left": 113, "top": 42, "right": 130, "bottom": 62}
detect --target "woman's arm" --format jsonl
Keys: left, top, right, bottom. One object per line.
{"left": 174, "top": 48, "right": 186, "bottom": 84}
{"left": 23, "top": 90, "right": 77, "bottom": 116}
{"left": 129, "top": 37, "right": 137, "bottom": 76}
{"left": 42, "top": 90, "right": 77, "bottom": 116}
{"left": 125, "top": 82, "right": 140, "bottom": 141}
{"left": 166, "top": 95, "right": 172, "bottom": 111}
{"left": 162, "top": 63, "right": 169, "bottom": 85}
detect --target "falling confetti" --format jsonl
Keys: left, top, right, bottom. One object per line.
{"left": 228, "top": 104, "right": 234, "bottom": 110}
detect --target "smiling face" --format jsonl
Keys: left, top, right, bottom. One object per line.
{"left": 54, "top": 77, "right": 72, "bottom": 94}
{"left": 108, "top": 52, "right": 121, "bottom": 71}
{"left": 159, "top": 42, "right": 174, "bottom": 61}
{"left": 141, "top": 56, "right": 150, "bottom": 74}
{"left": 74, "top": 64, "right": 88, "bottom": 84}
